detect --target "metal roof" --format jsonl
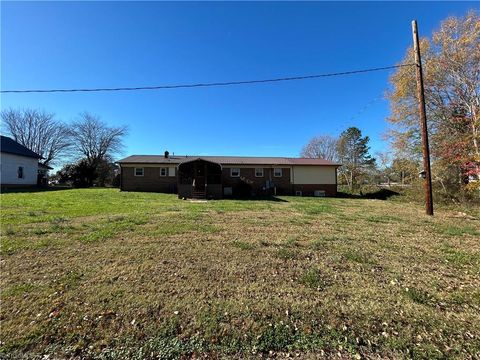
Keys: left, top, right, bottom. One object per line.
{"left": 117, "top": 155, "right": 341, "bottom": 166}
{"left": 0, "top": 136, "right": 42, "bottom": 159}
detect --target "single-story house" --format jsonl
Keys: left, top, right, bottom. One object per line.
{"left": 0, "top": 135, "right": 44, "bottom": 188}
{"left": 117, "top": 152, "right": 341, "bottom": 199}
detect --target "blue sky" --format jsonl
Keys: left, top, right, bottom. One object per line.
{"left": 1, "top": 1, "right": 477, "bottom": 161}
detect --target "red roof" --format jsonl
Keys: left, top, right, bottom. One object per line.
{"left": 117, "top": 155, "right": 341, "bottom": 166}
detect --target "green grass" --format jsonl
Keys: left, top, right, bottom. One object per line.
{"left": 232, "top": 240, "right": 256, "bottom": 250}
{"left": 343, "top": 249, "right": 376, "bottom": 265}
{"left": 300, "top": 268, "right": 332, "bottom": 290}
{"left": 1, "top": 188, "right": 479, "bottom": 359}
{"left": 438, "top": 224, "right": 480, "bottom": 237}
{"left": 2, "top": 283, "right": 37, "bottom": 297}
{"left": 276, "top": 247, "right": 297, "bottom": 260}
{"left": 440, "top": 243, "right": 480, "bottom": 268}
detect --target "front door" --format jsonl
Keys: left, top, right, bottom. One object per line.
{"left": 193, "top": 164, "right": 206, "bottom": 191}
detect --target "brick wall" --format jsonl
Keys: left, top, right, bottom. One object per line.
{"left": 121, "top": 166, "right": 177, "bottom": 192}
{"left": 222, "top": 167, "right": 292, "bottom": 196}
{"left": 121, "top": 164, "right": 337, "bottom": 197}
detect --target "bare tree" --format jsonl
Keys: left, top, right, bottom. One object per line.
{"left": 69, "top": 112, "right": 127, "bottom": 167}
{"left": 1, "top": 108, "right": 71, "bottom": 166}
{"left": 375, "top": 151, "right": 392, "bottom": 185}
{"left": 300, "top": 135, "right": 339, "bottom": 161}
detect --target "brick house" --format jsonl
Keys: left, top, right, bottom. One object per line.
{"left": 117, "top": 152, "right": 341, "bottom": 199}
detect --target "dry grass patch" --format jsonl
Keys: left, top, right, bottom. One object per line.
{"left": 1, "top": 189, "right": 479, "bottom": 359}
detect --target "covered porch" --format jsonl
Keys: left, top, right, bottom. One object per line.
{"left": 177, "top": 158, "right": 223, "bottom": 199}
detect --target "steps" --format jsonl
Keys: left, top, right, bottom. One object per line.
{"left": 191, "top": 190, "right": 206, "bottom": 199}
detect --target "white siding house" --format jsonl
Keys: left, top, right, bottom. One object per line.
{"left": 0, "top": 136, "right": 42, "bottom": 187}
{"left": 292, "top": 165, "right": 337, "bottom": 185}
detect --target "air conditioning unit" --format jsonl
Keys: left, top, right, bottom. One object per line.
{"left": 314, "top": 190, "right": 326, "bottom": 197}
{"left": 223, "top": 187, "right": 233, "bottom": 196}
{"left": 295, "top": 191, "right": 302, "bottom": 196}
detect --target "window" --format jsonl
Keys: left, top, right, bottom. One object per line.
{"left": 274, "top": 168, "right": 283, "bottom": 177}
{"left": 134, "top": 167, "right": 144, "bottom": 176}
{"left": 17, "top": 166, "right": 24, "bottom": 179}
{"left": 160, "top": 168, "right": 167, "bottom": 176}
{"left": 230, "top": 168, "right": 240, "bottom": 177}
{"left": 255, "top": 168, "right": 264, "bottom": 177}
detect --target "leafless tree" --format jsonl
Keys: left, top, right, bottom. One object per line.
{"left": 69, "top": 112, "right": 127, "bottom": 167}
{"left": 1, "top": 108, "right": 71, "bottom": 166}
{"left": 375, "top": 151, "right": 392, "bottom": 185}
{"left": 300, "top": 135, "right": 339, "bottom": 161}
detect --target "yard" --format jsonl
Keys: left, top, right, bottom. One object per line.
{"left": 0, "top": 188, "right": 479, "bottom": 359}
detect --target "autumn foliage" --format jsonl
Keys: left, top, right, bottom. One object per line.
{"left": 387, "top": 11, "right": 480, "bottom": 199}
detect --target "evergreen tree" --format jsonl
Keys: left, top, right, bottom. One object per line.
{"left": 337, "top": 127, "right": 376, "bottom": 190}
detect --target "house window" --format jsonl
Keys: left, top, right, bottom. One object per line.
{"left": 134, "top": 167, "right": 144, "bottom": 176}
{"left": 160, "top": 168, "right": 167, "bottom": 177}
{"left": 17, "top": 166, "right": 24, "bottom": 179}
{"left": 230, "top": 168, "right": 240, "bottom": 177}
{"left": 255, "top": 168, "right": 264, "bottom": 177}
{"left": 274, "top": 168, "right": 283, "bottom": 177}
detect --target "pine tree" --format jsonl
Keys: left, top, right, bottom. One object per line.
{"left": 337, "top": 127, "right": 376, "bottom": 190}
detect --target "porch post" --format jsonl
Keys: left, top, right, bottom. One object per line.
{"left": 205, "top": 163, "right": 208, "bottom": 194}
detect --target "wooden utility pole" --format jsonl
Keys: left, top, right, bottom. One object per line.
{"left": 412, "top": 20, "right": 434, "bottom": 216}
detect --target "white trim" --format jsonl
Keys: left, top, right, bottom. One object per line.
{"left": 160, "top": 167, "right": 168, "bottom": 177}
{"left": 230, "top": 168, "right": 240, "bottom": 177}
{"left": 134, "top": 167, "right": 144, "bottom": 176}
{"left": 273, "top": 168, "right": 283, "bottom": 177}
{"left": 255, "top": 168, "right": 264, "bottom": 177}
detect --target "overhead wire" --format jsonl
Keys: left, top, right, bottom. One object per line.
{"left": 1, "top": 63, "right": 415, "bottom": 94}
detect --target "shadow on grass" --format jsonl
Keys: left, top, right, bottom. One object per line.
{"left": 337, "top": 188, "right": 400, "bottom": 200}
{"left": 225, "top": 195, "right": 289, "bottom": 202}
{"left": 0, "top": 186, "right": 74, "bottom": 194}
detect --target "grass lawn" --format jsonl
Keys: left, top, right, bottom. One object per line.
{"left": 1, "top": 188, "right": 479, "bottom": 359}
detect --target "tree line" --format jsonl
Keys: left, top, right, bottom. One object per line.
{"left": 2, "top": 11, "right": 477, "bottom": 201}
{"left": 301, "top": 128, "right": 377, "bottom": 191}
{"left": 1, "top": 109, "right": 127, "bottom": 187}
{"left": 387, "top": 10, "right": 479, "bottom": 200}
{"left": 301, "top": 128, "right": 422, "bottom": 191}
{"left": 302, "top": 11, "right": 479, "bottom": 202}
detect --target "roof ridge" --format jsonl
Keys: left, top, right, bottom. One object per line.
{"left": 129, "top": 154, "right": 306, "bottom": 159}
{"left": 0, "top": 135, "right": 42, "bottom": 159}
{"left": 117, "top": 154, "right": 341, "bottom": 166}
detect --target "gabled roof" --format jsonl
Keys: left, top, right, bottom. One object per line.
{"left": 177, "top": 157, "right": 223, "bottom": 168}
{"left": 0, "top": 136, "right": 42, "bottom": 159}
{"left": 117, "top": 155, "right": 341, "bottom": 166}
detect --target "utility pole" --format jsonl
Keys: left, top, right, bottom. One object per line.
{"left": 412, "top": 20, "right": 434, "bottom": 216}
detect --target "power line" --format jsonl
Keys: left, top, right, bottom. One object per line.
{"left": 1, "top": 63, "right": 414, "bottom": 94}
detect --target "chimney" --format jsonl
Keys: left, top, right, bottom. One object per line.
{"left": 164, "top": 150, "right": 169, "bottom": 158}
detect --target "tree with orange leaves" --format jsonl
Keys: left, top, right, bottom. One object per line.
{"left": 387, "top": 11, "right": 479, "bottom": 198}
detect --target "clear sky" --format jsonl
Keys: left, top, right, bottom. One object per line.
{"left": 1, "top": 1, "right": 477, "bottom": 161}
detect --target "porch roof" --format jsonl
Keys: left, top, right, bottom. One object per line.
{"left": 177, "top": 157, "right": 223, "bottom": 168}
